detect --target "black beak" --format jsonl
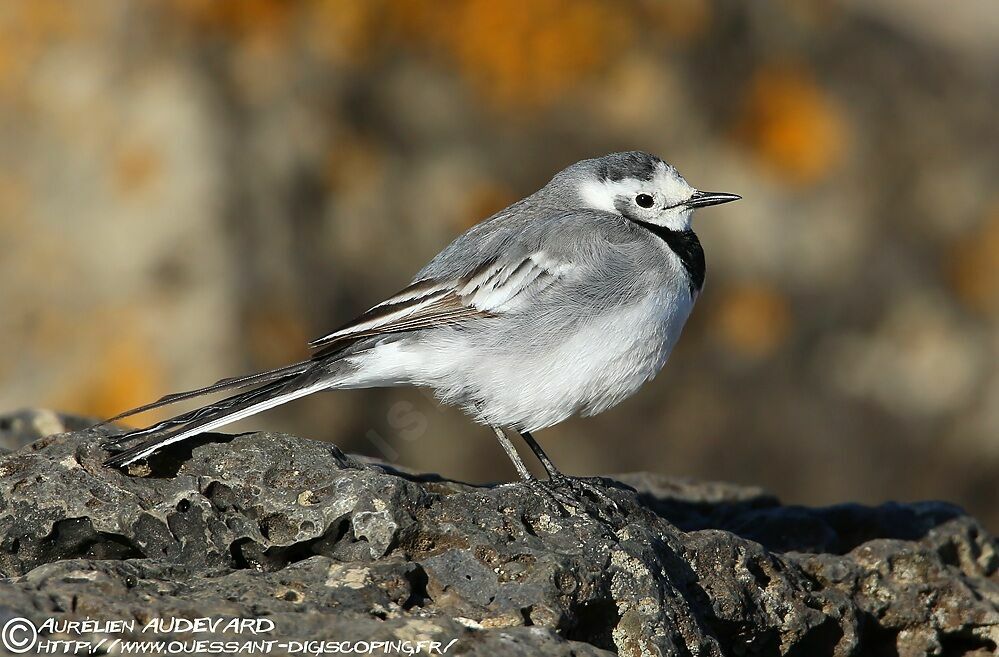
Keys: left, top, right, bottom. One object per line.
{"left": 685, "top": 190, "right": 741, "bottom": 209}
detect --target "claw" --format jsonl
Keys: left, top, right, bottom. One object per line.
{"left": 520, "top": 475, "right": 624, "bottom": 521}
{"left": 525, "top": 478, "right": 583, "bottom": 516}
{"left": 547, "top": 475, "right": 623, "bottom": 520}
{"left": 552, "top": 474, "right": 621, "bottom": 515}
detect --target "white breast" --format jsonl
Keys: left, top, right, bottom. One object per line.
{"left": 536, "top": 285, "right": 694, "bottom": 423}
{"left": 339, "top": 282, "right": 696, "bottom": 431}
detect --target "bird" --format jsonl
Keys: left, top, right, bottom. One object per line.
{"left": 102, "top": 151, "right": 739, "bottom": 496}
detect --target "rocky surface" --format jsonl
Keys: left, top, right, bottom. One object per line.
{"left": 0, "top": 410, "right": 997, "bottom": 656}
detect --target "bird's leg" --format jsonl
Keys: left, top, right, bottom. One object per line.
{"left": 516, "top": 430, "right": 562, "bottom": 480}
{"left": 492, "top": 426, "right": 578, "bottom": 513}
{"left": 492, "top": 426, "right": 536, "bottom": 482}
{"left": 517, "top": 430, "right": 620, "bottom": 515}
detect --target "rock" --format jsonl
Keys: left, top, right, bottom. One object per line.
{"left": 0, "top": 410, "right": 997, "bottom": 656}
{"left": 0, "top": 409, "right": 94, "bottom": 454}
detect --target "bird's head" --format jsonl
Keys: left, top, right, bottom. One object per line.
{"left": 543, "top": 151, "right": 740, "bottom": 232}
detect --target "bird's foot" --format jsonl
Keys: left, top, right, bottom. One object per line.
{"left": 524, "top": 475, "right": 623, "bottom": 521}
{"left": 524, "top": 477, "right": 584, "bottom": 516}
{"left": 549, "top": 474, "right": 624, "bottom": 519}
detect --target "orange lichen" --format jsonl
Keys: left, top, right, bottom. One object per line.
{"left": 55, "top": 333, "right": 166, "bottom": 422}
{"left": 948, "top": 205, "right": 999, "bottom": 317}
{"left": 734, "top": 65, "right": 848, "bottom": 186}
{"left": 163, "top": 0, "right": 705, "bottom": 110}
{"left": 169, "top": 0, "right": 294, "bottom": 48}
{"left": 712, "top": 283, "right": 793, "bottom": 358}
{"left": 113, "top": 144, "right": 162, "bottom": 197}
{"left": 429, "top": 0, "right": 632, "bottom": 108}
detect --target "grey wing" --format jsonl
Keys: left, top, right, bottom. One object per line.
{"left": 308, "top": 249, "right": 571, "bottom": 357}
{"left": 309, "top": 206, "right": 648, "bottom": 358}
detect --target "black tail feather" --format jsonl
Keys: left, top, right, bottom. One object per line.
{"left": 103, "top": 368, "right": 326, "bottom": 468}
{"left": 101, "top": 360, "right": 312, "bottom": 425}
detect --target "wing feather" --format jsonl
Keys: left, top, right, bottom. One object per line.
{"left": 308, "top": 251, "right": 568, "bottom": 356}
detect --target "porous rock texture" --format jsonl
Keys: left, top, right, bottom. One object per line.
{"left": 0, "top": 409, "right": 997, "bottom": 656}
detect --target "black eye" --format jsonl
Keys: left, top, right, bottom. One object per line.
{"left": 635, "top": 194, "right": 654, "bottom": 208}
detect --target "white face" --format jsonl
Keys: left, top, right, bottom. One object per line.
{"left": 577, "top": 160, "right": 697, "bottom": 232}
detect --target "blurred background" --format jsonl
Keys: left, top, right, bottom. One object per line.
{"left": 1, "top": 1, "right": 997, "bottom": 526}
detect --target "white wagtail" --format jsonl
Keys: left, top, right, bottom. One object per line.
{"left": 103, "top": 152, "right": 739, "bottom": 490}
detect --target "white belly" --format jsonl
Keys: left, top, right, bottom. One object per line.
{"left": 338, "top": 287, "right": 695, "bottom": 431}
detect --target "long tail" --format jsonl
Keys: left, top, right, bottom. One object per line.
{"left": 103, "top": 365, "right": 328, "bottom": 468}
{"left": 102, "top": 360, "right": 312, "bottom": 424}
